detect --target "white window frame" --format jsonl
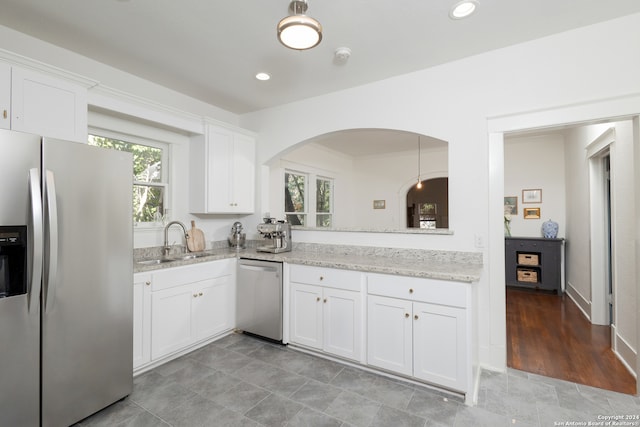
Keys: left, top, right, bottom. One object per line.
{"left": 284, "top": 169, "right": 308, "bottom": 226}
{"left": 315, "top": 175, "right": 334, "bottom": 228}
{"left": 88, "top": 126, "right": 170, "bottom": 227}
{"left": 284, "top": 168, "right": 334, "bottom": 228}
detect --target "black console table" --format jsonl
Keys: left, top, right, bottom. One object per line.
{"left": 505, "top": 237, "right": 564, "bottom": 293}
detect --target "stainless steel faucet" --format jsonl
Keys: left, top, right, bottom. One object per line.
{"left": 163, "top": 221, "right": 189, "bottom": 256}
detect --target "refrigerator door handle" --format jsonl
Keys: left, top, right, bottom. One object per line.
{"left": 44, "top": 169, "right": 58, "bottom": 313}
{"left": 28, "top": 168, "right": 43, "bottom": 312}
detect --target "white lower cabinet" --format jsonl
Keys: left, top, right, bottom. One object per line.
{"left": 367, "top": 294, "right": 413, "bottom": 376}
{"left": 412, "top": 301, "right": 466, "bottom": 388}
{"left": 133, "top": 272, "right": 152, "bottom": 369}
{"left": 133, "top": 259, "right": 235, "bottom": 371}
{"left": 289, "top": 265, "right": 363, "bottom": 362}
{"left": 367, "top": 273, "right": 469, "bottom": 392}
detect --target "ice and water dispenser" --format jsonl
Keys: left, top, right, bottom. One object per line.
{"left": 0, "top": 226, "right": 27, "bottom": 298}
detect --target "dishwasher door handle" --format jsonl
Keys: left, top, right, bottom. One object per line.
{"left": 239, "top": 264, "right": 279, "bottom": 273}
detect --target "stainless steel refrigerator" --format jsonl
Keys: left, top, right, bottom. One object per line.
{"left": 0, "top": 129, "right": 133, "bottom": 426}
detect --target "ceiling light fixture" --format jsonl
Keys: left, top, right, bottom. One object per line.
{"left": 416, "top": 135, "right": 422, "bottom": 189}
{"left": 449, "top": 0, "right": 479, "bottom": 19}
{"left": 255, "top": 72, "right": 271, "bottom": 81}
{"left": 277, "top": 0, "right": 322, "bottom": 50}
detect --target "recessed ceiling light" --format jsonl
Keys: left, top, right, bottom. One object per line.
{"left": 449, "top": 0, "right": 479, "bottom": 19}
{"left": 255, "top": 72, "right": 271, "bottom": 81}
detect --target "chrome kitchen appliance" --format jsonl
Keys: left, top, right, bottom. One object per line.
{"left": 0, "top": 129, "right": 133, "bottom": 427}
{"left": 256, "top": 219, "right": 291, "bottom": 253}
{"left": 236, "top": 258, "right": 283, "bottom": 342}
{"left": 228, "top": 221, "right": 246, "bottom": 248}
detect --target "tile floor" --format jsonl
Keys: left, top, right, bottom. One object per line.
{"left": 77, "top": 333, "right": 640, "bottom": 427}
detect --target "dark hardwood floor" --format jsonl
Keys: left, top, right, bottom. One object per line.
{"left": 506, "top": 287, "right": 636, "bottom": 395}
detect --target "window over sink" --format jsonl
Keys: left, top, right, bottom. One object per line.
{"left": 88, "top": 132, "right": 169, "bottom": 225}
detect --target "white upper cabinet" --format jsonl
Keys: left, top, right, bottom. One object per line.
{"left": 189, "top": 123, "right": 256, "bottom": 214}
{"left": 10, "top": 66, "right": 87, "bottom": 142}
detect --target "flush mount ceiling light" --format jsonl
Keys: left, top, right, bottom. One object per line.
{"left": 449, "top": 0, "right": 479, "bottom": 19}
{"left": 255, "top": 72, "right": 271, "bottom": 81}
{"left": 277, "top": 0, "right": 322, "bottom": 50}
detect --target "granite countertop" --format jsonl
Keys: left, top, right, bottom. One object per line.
{"left": 134, "top": 244, "right": 483, "bottom": 283}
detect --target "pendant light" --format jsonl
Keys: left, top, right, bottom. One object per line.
{"left": 416, "top": 135, "right": 422, "bottom": 189}
{"left": 277, "top": 0, "right": 322, "bottom": 50}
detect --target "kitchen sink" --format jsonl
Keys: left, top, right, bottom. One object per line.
{"left": 136, "top": 251, "right": 213, "bottom": 265}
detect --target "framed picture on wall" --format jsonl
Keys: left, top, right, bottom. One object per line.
{"left": 523, "top": 207, "right": 541, "bottom": 219}
{"left": 504, "top": 196, "right": 517, "bottom": 215}
{"left": 522, "top": 189, "right": 542, "bottom": 203}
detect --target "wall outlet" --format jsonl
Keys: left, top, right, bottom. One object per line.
{"left": 474, "top": 234, "right": 484, "bottom": 248}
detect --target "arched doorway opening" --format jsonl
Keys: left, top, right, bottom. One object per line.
{"left": 406, "top": 177, "right": 448, "bottom": 229}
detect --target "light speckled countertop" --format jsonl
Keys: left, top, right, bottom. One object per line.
{"left": 134, "top": 243, "right": 483, "bottom": 283}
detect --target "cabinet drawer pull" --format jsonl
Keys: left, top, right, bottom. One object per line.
{"left": 319, "top": 276, "right": 324, "bottom": 281}
{"left": 409, "top": 288, "right": 414, "bottom": 294}
{"left": 2, "top": 110, "right": 6, "bottom": 119}
{"left": 405, "top": 313, "right": 410, "bottom": 318}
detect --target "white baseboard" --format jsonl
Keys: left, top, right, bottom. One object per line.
{"left": 565, "top": 281, "right": 591, "bottom": 320}
{"left": 612, "top": 324, "right": 638, "bottom": 378}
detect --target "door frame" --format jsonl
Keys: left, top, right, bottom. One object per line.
{"left": 586, "top": 128, "right": 615, "bottom": 326}
{"left": 486, "top": 93, "right": 640, "bottom": 392}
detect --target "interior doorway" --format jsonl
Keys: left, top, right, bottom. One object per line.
{"left": 587, "top": 129, "right": 616, "bottom": 327}
{"left": 406, "top": 177, "right": 448, "bottom": 229}
{"left": 496, "top": 118, "right": 637, "bottom": 396}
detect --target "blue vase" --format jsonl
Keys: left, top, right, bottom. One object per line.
{"left": 542, "top": 219, "right": 558, "bottom": 238}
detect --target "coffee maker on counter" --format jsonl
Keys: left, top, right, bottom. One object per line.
{"left": 256, "top": 218, "right": 291, "bottom": 253}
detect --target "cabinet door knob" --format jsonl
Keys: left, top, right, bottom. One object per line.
{"left": 405, "top": 313, "right": 410, "bottom": 318}
{"left": 414, "top": 314, "right": 419, "bottom": 320}
{"left": 145, "top": 281, "right": 150, "bottom": 286}
{"left": 193, "top": 294, "right": 198, "bottom": 298}
{"left": 323, "top": 298, "right": 327, "bottom": 303}
{"left": 409, "top": 288, "right": 414, "bottom": 294}
{"left": 319, "top": 276, "right": 324, "bottom": 281}
{"left": 316, "top": 296, "right": 321, "bottom": 302}
{"left": 199, "top": 292, "right": 203, "bottom": 296}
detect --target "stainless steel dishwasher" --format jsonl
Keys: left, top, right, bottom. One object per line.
{"left": 236, "top": 258, "right": 283, "bottom": 342}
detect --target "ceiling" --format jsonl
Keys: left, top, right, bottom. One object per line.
{"left": 0, "top": 1, "right": 639, "bottom": 115}
{"left": 310, "top": 129, "right": 446, "bottom": 157}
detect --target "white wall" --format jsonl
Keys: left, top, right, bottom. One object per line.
{"left": 352, "top": 147, "right": 448, "bottom": 229}
{"left": 564, "top": 125, "right": 608, "bottom": 307}
{"left": 0, "top": 24, "right": 269, "bottom": 249}
{"left": 241, "top": 13, "right": 640, "bottom": 373}
{"left": 611, "top": 121, "right": 637, "bottom": 371}
{"left": 504, "top": 134, "right": 566, "bottom": 238}
{"left": 269, "top": 143, "right": 356, "bottom": 227}
{"left": 563, "top": 121, "right": 637, "bottom": 372}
